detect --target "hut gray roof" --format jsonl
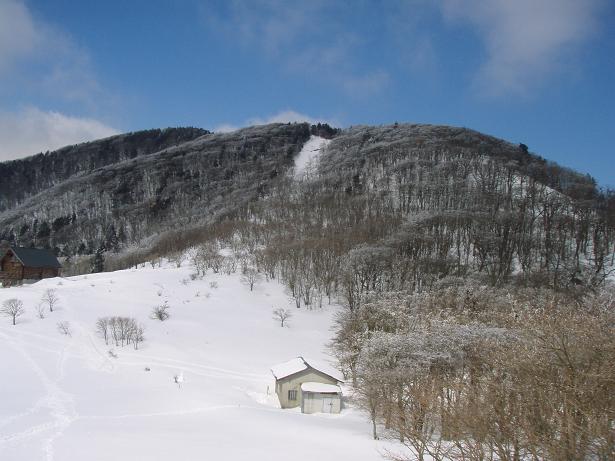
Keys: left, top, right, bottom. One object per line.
{"left": 4, "top": 247, "right": 62, "bottom": 269}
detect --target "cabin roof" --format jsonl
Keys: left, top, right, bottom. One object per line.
{"left": 271, "top": 358, "right": 308, "bottom": 379}
{"left": 270, "top": 356, "right": 344, "bottom": 382}
{"left": 2, "top": 247, "right": 62, "bottom": 269}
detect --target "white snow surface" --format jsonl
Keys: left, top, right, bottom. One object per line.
{"left": 294, "top": 135, "right": 330, "bottom": 178}
{"left": 270, "top": 357, "right": 307, "bottom": 379}
{"left": 301, "top": 383, "right": 341, "bottom": 394}
{"left": 0, "top": 261, "right": 400, "bottom": 461}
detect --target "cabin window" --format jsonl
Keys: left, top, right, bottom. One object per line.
{"left": 288, "top": 390, "right": 297, "bottom": 401}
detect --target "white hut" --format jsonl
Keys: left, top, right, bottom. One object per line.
{"left": 271, "top": 357, "right": 343, "bottom": 413}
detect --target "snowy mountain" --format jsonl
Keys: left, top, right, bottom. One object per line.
{"left": 1, "top": 122, "right": 614, "bottom": 460}
{"left": 1, "top": 121, "right": 611, "bottom": 292}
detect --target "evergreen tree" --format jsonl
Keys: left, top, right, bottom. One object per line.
{"left": 105, "top": 225, "right": 119, "bottom": 252}
{"left": 91, "top": 246, "right": 106, "bottom": 273}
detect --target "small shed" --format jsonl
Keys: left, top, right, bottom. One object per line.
{"left": 301, "top": 382, "right": 342, "bottom": 414}
{"left": 271, "top": 357, "right": 343, "bottom": 413}
{"left": 0, "top": 247, "right": 62, "bottom": 286}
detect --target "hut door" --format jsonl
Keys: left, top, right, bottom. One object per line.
{"left": 322, "top": 397, "right": 334, "bottom": 413}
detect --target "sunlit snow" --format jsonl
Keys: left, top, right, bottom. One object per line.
{"left": 0, "top": 260, "right": 397, "bottom": 461}
{"left": 294, "top": 136, "right": 331, "bottom": 179}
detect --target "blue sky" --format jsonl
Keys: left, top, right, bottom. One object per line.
{"left": 1, "top": 0, "right": 614, "bottom": 187}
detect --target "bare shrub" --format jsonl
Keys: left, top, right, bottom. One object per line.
{"left": 272, "top": 308, "right": 292, "bottom": 327}
{"left": 169, "top": 251, "right": 186, "bottom": 268}
{"left": 151, "top": 302, "right": 170, "bottom": 321}
{"left": 41, "top": 289, "right": 59, "bottom": 312}
{"left": 57, "top": 321, "right": 72, "bottom": 336}
{"left": 36, "top": 303, "right": 46, "bottom": 319}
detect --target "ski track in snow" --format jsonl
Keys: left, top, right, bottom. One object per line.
{"left": 0, "top": 330, "right": 77, "bottom": 461}
{"left": 0, "top": 293, "right": 112, "bottom": 460}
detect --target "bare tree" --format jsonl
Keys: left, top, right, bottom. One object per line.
{"left": 96, "top": 316, "right": 144, "bottom": 349}
{"left": 57, "top": 321, "right": 72, "bottom": 336}
{"left": 241, "top": 267, "right": 262, "bottom": 291}
{"left": 109, "top": 316, "right": 119, "bottom": 346}
{"left": 168, "top": 251, "right": 186, "bottom": 268}
{"left": 132, "top": 324, "right": 145, "bottom": 350}
{"left": 41, "top": 289, "right": 59, "bottom": 312}
{"left": 151, "top": 302, "right": 170, "bottom": 321}
{"left": 1, "top": 299, "right": 25, "bottom": 325}
{"left": 272, "top": 307, "right": 292, "bottom": 327}
{"left": 96, "top": 317, "right": 110, "bottom": 344}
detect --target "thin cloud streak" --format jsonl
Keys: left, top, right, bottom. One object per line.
{"left": 204, "top": 0, "right": 390, "bottom": 96}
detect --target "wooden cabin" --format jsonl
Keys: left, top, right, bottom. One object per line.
{"left": 0, "top": 247, "right": 62, "bottom": 286}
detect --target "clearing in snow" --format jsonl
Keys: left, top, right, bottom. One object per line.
{"left": 294, "top": 135, "right": 331, "bottom": 179}
{"left": 0, "top": 260, "right": 398, "bottom": 461}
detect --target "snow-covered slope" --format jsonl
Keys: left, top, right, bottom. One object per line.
{"left": 294, "top": 135, "right": 331, "bottom": 178}
{"left": 0, "top": 262, "right": 392, "bottom": 461}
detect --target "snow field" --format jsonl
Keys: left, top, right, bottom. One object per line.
{"left": 0, "top": 261, "right": 395, "bottom": 461}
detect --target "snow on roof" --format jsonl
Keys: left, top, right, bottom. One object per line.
{"left": 302, "top": 357, "right": 344, "bottom": 383}
{"left": 270, "top": 356, "right": 344, "bottom": 382}
{"left": 270, "top": 358, "right": 308, "bottom": 379}
{"left": 301, "top": 382, "right": 341, "bottom": 394}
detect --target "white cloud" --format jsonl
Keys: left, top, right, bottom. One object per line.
{"left": 439, "top": 0, "right": 604, "bottom": 95}
{"left": 206, "top": 0, "right": 326, "bottom": 57}
{"left": 0, "top": 0, "right": 38, "bottom": 74}
{"left": 0, "top": 0, "right": 105, "bottom": 107}
{"left": 0, "top": 107, "right": 119, "bottom": 161}
{"left": 213, "top": 110, "right": 335, "bottom": 133}
{"left": 0, "top": 1, "right": 118, "bottom": 161}
{"left": 205, "top": 1, "right": 389, "bottom": 96}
